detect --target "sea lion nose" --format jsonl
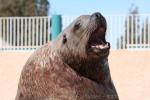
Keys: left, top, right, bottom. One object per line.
{"left": 91, "top": 12, "right": 107, "bottom": 29}
{"left": 91, "top": 12, "right": 102, "bottom": 20}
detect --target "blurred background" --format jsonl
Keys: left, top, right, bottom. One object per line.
{"left": 0, "top": 0, "right": 150, "bottom": 100}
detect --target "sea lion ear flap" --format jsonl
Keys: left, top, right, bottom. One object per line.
{"left": 62, "top": 34, "right": 67, "bottom": 44}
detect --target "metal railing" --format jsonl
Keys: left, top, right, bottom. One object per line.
{"left": 0, "top": 17, "right": 50, "bottom": 50}
{"left": 0, "top": 14, "right": 150, "bottom": 50}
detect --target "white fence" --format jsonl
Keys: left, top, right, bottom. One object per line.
{"left": 0, "top": 17, "right": 50, "bottom": 50}
{"left": 0, "top": 15, "right": 150, "bottom": 50}
{"left": 105, "top": 14, "right": 150, "bottom": 50}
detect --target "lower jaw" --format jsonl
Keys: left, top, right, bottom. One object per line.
{"left": 87, "top": 51, "right": 109, "bottom": 58}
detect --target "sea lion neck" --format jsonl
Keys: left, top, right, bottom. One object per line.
{"left": 55, "top": 51, "right": 109, "bottom": 83}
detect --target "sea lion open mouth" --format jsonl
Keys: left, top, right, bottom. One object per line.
{"left": 86, "top": 12, "right": 110, "bottom": 56}
{"left": 87, "top": 28, "right": 110, "bottom": 55}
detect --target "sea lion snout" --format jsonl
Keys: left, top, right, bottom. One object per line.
{"left": 91, "top": 12, "right": 102, "bottom": 21}
{"left": 91, "top": 12, "right": 106, "bottom": 25}
{"left": 85, "top": 12, "right": 110, "bottom": 57}
{"left": 90, "top": 12, "right": 107, "bottom": 41}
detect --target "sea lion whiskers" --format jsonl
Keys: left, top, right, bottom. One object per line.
{"left": 74, "top": 22, "right": 96, "bottom": 47}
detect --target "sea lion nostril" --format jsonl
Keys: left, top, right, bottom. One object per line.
{"left": 91, "top": 12, "right": 101, "bottom": 19}
{"left": 95, "top": 13, "right": 101, "bottom": 18}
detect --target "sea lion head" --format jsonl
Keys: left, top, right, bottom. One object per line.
{"left": 53, "top": 12, "right": 110, "bottom": 62}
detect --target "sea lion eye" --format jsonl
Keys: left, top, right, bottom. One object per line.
{"left": 74, "top": 21, "right": 81, "bottom": 30}
{"left": 62, "top": 34, "right": 67, "bottom": 44}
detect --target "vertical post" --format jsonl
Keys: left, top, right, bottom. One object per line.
{"left": 51, "top": 14, "right": 62, "bottom": 40}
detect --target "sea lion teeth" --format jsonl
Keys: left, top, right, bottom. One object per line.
{"left": 98, "top": 45, "right": 101, "bottom": 48}
{"left": 104, "top": 43, "right": 109, "bottom": 48}
{"left": 105, "top": 45, "right": 108, "bottom": 48}
{"left": 99, "top": 45, "right": 104, "bottom": 49}
{"left": 96, "top": 45, "right": 99, "bottom": 48}
{"left": 91, "top": 45, "right": 96, "bottom": 48}
{"left": 107, "top": 43, "right": 109, "bottom": 46}
{"left": 105, "top": 43, "right": 109, "bottom": 47}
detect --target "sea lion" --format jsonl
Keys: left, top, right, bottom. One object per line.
{"left": 15, "top": 12, "right": 119, "bottom": 100}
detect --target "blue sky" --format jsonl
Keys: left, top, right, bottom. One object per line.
{"left": 49, "top": 0, "right": 150, "bottom": 16}
{"left": 49, "top": 0, "right": 150, "bottom": 49}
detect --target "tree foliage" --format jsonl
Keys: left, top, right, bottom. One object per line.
{"left": 0, "top": 0, "right": 49, "bottom": 16}
{"left": 0, "top": 0, "right": 50, "bottom": 47}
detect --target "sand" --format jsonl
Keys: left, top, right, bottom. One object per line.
{"left": 0, "top": 50, "right": 150, "bottom": 100}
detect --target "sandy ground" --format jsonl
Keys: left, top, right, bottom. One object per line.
{"left": 0, "top": 50, "right": 150, "bottom": 100}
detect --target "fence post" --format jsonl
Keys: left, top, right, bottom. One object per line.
{"left": 51, "top": 14, "right": 62, "bottom": 40}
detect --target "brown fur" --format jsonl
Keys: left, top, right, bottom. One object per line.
{"left": 15, "top": 12, "right": 119, "bottom": 100}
